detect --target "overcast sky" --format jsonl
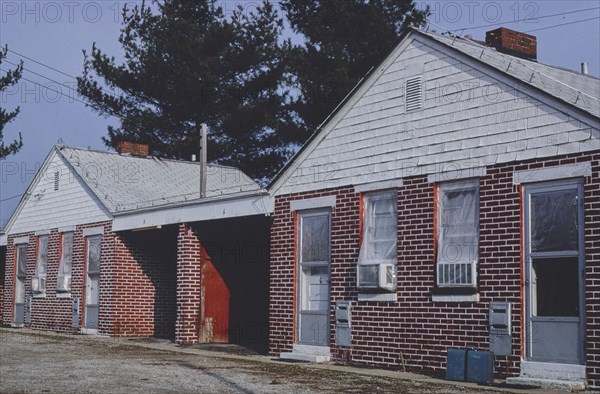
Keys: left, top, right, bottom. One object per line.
{"left": 1, "top": 0, "right": 599, "bottom": 229}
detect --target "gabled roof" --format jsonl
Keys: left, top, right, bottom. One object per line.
{"left": 420, "top": 30, "right": 599, "bottom": 118}
{"left": 268, "top": 27, "right": 600, "bottom": 192}
{"left": 57, "top": 146, "right": 261, "bottom": 214}
{"left": 2, "top": 145, "right": 266, "bottom": 235}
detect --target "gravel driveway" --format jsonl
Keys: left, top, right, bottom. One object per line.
{"left": 0, "top": 329, "right": 552, "bottom": 393}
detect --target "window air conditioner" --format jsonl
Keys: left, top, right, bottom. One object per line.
{"left": 357, "top": 263, "right": 397, "bottom": 292}
{"left": 56, "top": 275, "right": 71, "bottom": 293}
{"left": 31, "top": 276, "right": 46, "bottom": 294}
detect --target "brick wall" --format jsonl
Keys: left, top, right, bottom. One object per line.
{"left": 111, "top": 227, "right": 177, "bottom": 339}
{"left": 0, "top": 246, "right": 5, "bottom": 322}
{"left": 1, "top": 221, "right": 112, "bottom": 333}
{"left": 1, "top": 222, "right": 181, "bottom": 339}
{"left": 269, "top": 151, "right": 599, "bottom": 385}
{"left": 175, "top": 223, "right": 203, "bottom": 344}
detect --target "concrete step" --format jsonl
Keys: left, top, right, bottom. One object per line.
{"left": 279, "top": 352, "right": 331, "bottom": 363}
{"left": 506, "top": 377, "right": 587, "bottom": 392}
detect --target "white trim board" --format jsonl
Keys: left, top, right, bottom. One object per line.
{"left": 13, "top": 236, "right": 30, "bottom": 245}
{"left": 289, "top": 196, "right": 337, "bottom": 212}
{"left": 431, "top": 294, "right": 480, "bottom": 303}
{"left": 428, "top": 168, "right": 486, "bottom": 184}
{"left": 354, "top": 179, "right": 403, "bottom": 193}
{"left": 112, "top": 194, "right": 274, "bottom": 232}
{"left": 83, "top": 227, "right": 104, "bottom": 237}
{"left": 513, "top": 162, "right": 592, "bottom": 184}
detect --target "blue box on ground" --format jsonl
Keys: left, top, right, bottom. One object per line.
{"left": 446, "top": 348, "right": 467, "bottom": 382}
{"left": 466, "top": 350, "right": 494, "bottom": 385}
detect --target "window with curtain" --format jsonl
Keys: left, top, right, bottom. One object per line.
{"left": 358, "top": 190, "right": 397, "bottom": 266}
{"left": 437, "top": 180, "right": 479, "bottom": 287}
{"left": 33, "top": 235, "right": 48, "bottom": 294}
{"left": 56, "top": 232, "right": 73, "bottom": 293}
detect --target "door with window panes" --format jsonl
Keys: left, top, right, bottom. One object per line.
{"left": 85, "top": 235, "right": 101, "bottom": 330}
{"left": 297, "top": 210, "right": 331, "bottom": 347}
{"left": 524, "top": 180, "right": 585, "bottom": 364}
{"left": 13, "top": 244, "right": 27, "bottom": 325}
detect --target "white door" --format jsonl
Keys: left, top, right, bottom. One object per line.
{"left": 13, "top": 244, "right": 27, "bottom": 325}
{"left": 524, "top": 180, "right": 585, "bottom": 364}
{"left": 84, "top": 235, "right": 101, "bottom": 330}
{"left": 297, "top": 210, "right": 331, "bottom": 347}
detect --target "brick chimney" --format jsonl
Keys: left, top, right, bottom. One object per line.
{"left": 115, "top": 141, "right": 149, "bottom": 157}
{"left": 485, "top": 28, "right": 537, "bottom": 61}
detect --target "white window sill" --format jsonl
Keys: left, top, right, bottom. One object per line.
{"left": 431, "top": 293, "right": 479, "bottom": 303}
{"left": 32, "top": 293, "right": 46, "bottom": 299}
{"left": 56, "top": 293, "right": 72, "bottom": 299}
{"left": 358, "top": 293, "right": 397, "bottom": 302}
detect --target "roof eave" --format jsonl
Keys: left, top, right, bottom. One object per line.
{"left": 111, "top": 188, "right": 269, "bottom": 216}
{"left": 111, "top": 189, "right": 273, "bottom": 232}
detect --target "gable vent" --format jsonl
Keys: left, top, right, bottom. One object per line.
{"left": 405, "top": 76, "right": 423, "bottom": 112}
{"left": 54, "top": 172, "right": 59, "bottom": 191}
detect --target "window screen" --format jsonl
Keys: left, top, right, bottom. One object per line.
{"left": 16, "top": 244, "right": 27, "bottom": 278}
{"left": 300, "top": 214, "right": 330, "bottom": 263}
{"left": 531, "top": 189, "right": 578, "bottom": 252}
{"left": 57, "top": 232, "right": 74, "bottom": 292}
{"left": 358, "top": 191, "right": 397, "bottom": 265}
{"left": 532, "top": 257, "right": 579, "bottom": 317}
{"left": 87, "top": 236, "right": 102, "bottom": 275}
{"left": 36, "top": 235, "right": 49, "bottom": 277}
{"left": 437, "top": 180, "right": 479, "bottom": 286}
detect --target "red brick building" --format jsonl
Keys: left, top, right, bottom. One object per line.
{"left": 268, "top": 28, "right": 599, "bottom": 389}
{"left": 1, "top": 143, "right": 271, "bottom": 352}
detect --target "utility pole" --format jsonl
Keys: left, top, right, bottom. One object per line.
{"left": 199, "top": 123, "right": 207, "bottom": 198}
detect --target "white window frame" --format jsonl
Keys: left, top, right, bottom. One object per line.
{"left": 358, "top": 190, "right": 398, "bottom": 266}
{"left": 436, "top": 179, "right": 480, "bottom": 287}
{"left": 56, "top": 232, "right": 74, "bottom": 297}
{"left": 14, "top": 243, "right": 28, "bottom": 299}
{"left": 32, "top": 234, "right": 49, "bottom": 297}
{"left": 357, "top": 190, "right": 398, "bottom": 297}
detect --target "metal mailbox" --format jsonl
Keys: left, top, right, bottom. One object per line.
{"left": 72, "top": 297, "right": 80, "bottom": 328}
{"left": 489, "top": 302, "right": 511, "bottom": 356}
{"left": 25, "top": 296, "right": 32, "bottom": 324}
{"left": 335, "top": 301, "right": 351, "bottom": 347}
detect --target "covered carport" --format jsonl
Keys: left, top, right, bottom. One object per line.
{"left": 110, "top": 190, "right": 273, "bottom": 353}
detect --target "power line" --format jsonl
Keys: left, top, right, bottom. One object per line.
{"left": 3, "top": 59, "right": 79, "bottom": 97}
{"left": 2, "top": 45, "right": 125, "bottom": 101}
{"left": 4, "top": 47, "right": 77, "bottom": 80}
{"left": 0, "top": 68, "right": 126, "bottom": 121}
{"left": 525, "top": 16, "right": 600, "bottom": 33}
{"left": 448, "top": 6, "right": 600, "bottom": 32}
{"left": 0, "top": 194, "right": 23, "bottom": 203}
{"left": 0, "top": 68, "right": 92, "bottom": 107}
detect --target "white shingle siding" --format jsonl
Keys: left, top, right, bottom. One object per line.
{"left": 9, "top": 152, "right": 111, "bottom": 234}
{"left": 274, "top": 36, "right": 599, "bottom": 196}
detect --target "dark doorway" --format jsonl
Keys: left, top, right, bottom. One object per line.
{"left": 193, "top": 215, "right": 270, "bottom": 354}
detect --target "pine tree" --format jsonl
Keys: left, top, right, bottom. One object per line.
{"left": 77, "top": 0, "right": 298, "bottom": 182}
{"left": 283, "top": 0, "right": 429, "bottom": 132}
{"left": 0, "top": 46, "right": 24, "bottom": 159}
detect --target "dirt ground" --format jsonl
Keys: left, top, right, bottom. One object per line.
{"left": 0, "top": 329, "right": 552, "bottom": 393}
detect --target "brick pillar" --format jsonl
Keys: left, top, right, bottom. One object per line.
{"left": 176, "top": 223, "right": 203, "bottom": 344}
{"left": 0, "top": 246, "right": 5, "bottom": 321}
